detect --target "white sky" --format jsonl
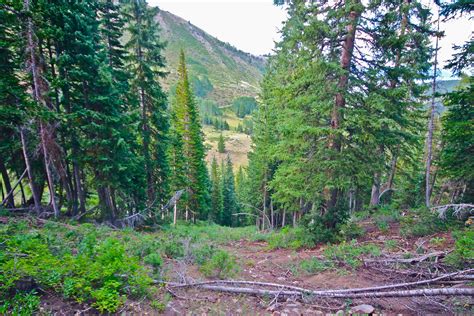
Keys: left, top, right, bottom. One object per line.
{"left": 150, "top": 0, "right": 472, "bottom": 76}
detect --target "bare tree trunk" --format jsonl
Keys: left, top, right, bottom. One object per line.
{"left": 425, "top": 14, "right": 440, "bottom": 208}
{"left": 0, "top": 161, "right": 14, "bottom": 208}
{"left": 173, "top": 201, "right": 177, "bottom": 225}
{"left": 24, "top": 0, "right": 59, "bottom": 217}
{"left": 20, "top": 128, "right": 41, "bottom": 211}
{"left": 282, "top": 209, "right": 286, "bottom": 227}
{"left": 270, "top": 199, "right": 274, "bottom": 229}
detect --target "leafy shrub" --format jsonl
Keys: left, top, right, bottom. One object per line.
{"left": 162, "top": 239, "right": 184, "bottom": 258}
{"left": 199, "top": 250, "right": 239, "bottom": 279}
{"left": 0, "top": 290, "right": 40, "bottom": 316}
{"left": 324, "top": 240, "right": 381, "bottom": 269}
{"left": 267, "top": 227, "right": 315, "bottom": 250}
{"left": 444, "top": 230, "right": 474, "bottom": 268}
{"left": 302, "top": 205, "right": 349, "bottom": 244}
{"left": 144, "top": 253, "right": 163, "bottom": 274}
{"left": 0, "top": 223, "right": 153, "bottom": 313}
{"left": 384, "top": 239, "right": 398, "bottom": 250}
{"left": 400, "top": 207, "right": 461, "bottom": 237}
{"left": 192, "top": 244, "right": 216, "bottom": 265}
{"left": 339, "top": 221, "right": 365, "bottom": 241}
{"left": 295, "top": 257, "right": 334, "bottom": 275}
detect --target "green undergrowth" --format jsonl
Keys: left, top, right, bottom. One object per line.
{"left": 0, "top": 218, "right": 256, "bottom": 314}
{"left": 444, "top": 229, "right": 474, "bottom": 268}
{"left": 400, "top": 207, "right": 463, "bottom": 237}
{"left": 291, "top": 240, "right": 382, "bottom": 275}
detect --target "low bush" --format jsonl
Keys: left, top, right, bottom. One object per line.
{"left": 294, "top": 257, "right": 334, "bottom": 275}
{"left": 199, "top": 249, "right": 239, "bottom": 279}
{"left": 0, "top": 290, "right": 40, "bottom": 315}
{"left": 267, "top": 227, "right": 315, "bottom": 250}
{"left": 0, "top": 221, "right": 153, "bottom": 313}
{"left": 324, "top": 240, "right": 381, "bottom": 269}
{"left": 400, "top": 207, "right": 461, "bottom": 238}
{"left": 444, "top": 230, "right": 474, "bottom": 268}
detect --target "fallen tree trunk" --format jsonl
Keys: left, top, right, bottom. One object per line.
{"left": 364, "top": 251, "right": 446, "bottom": 264}
{"left": 193, "top": 285, "right": 474, "bottom": 299}
{"left": 168, "top": 268, "right": 474, "bottom": 294}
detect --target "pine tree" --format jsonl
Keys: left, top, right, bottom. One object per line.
{"left": 221, "top": 155, "right": 238, "bottom": 226}
{"left": 209, "top": 156, "right": 223, "bottom": 222}
{"left": 123, "top": 0, "right": 170, "bottom": 214}
{"left": 170, "top": 50, "right": 210, "bottom": 220}
{"left": 217, "top": 134, "right": 226, "bottom": 153}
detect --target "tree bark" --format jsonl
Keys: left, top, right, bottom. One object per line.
{"left": 24, "top": 0, "right": 59, "bottom": 217}
{"left": 20, "top": 128, "right": 41, "bottom": 212}
{"left": 0, "top": 160, "right": 14, "bottom": 208}
{"left": 425, "top": 14, "right": 440, "bottom": 207}
{"left": 327, "top": 0, "right": 361, "bottom": 210}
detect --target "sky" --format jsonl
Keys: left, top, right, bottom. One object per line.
{"left": 149, "top": 0, "right": 472, "bottom": 76}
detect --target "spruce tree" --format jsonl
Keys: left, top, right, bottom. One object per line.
{"left": 221, "top": 155, "right": 238, "bottom": 226}
{"left": 170, "top": 50, "right": 210, "bottom": 220}
{"left": 217, "top": 134, "right": 226, "bottom": 153}
{"left": 123, "top": 0, "right": 170, "bottom": 214}
{"left": 210, "top": 156, "right": 223, "bottom": 222}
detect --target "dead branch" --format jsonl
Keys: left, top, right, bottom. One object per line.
{"left": 432, "top": 204, "right": 474, "bottom": 219}
{"left": 167, "top": 268, "right": 474, "bottom": 295}
{"left": 189, "top": 285, "right": 474, "bottom": 299}
{"left": 364, "top": 251, "right": 446, "bottom": 264}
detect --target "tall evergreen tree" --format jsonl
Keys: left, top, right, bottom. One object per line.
{"left": 123, "top": 0, "right": 170, "bottom": 214}
{"left": 221, "top": 156, "right": 238, "bottom": 226}
{"left": 209, "top": 156, "right": 223, "bottom": 222}
{"left": 170, "top": 50, "right": 210, "bottom": 220}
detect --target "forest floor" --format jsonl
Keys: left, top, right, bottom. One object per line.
{"left": 159, "top": 221, "right": 470, "bottom": 315}
{"left": 2, "top": 211, "right": 473, "bottom": 315}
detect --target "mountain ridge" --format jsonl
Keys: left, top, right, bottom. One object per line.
{"left": 156, "top": 10, "right": 266, "bottom": 106}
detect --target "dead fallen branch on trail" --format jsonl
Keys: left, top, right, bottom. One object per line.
{"left": 175, "top": 284, "right": 474, "bottom": 300}
{"left": 166, "top": 268, "right": 474, "bottom": 295}
{"left": 364, "top": 251, "right": 446, "bottom": 264}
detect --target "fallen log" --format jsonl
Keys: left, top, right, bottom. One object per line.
{"left": 195, "top": 285, "right": 474, "bottom": 299}
{"left": 364, "top": 251, "right": 446, "bottom": 264}
{"left": 168, "top": 268, "right": 474, "bottom": 294}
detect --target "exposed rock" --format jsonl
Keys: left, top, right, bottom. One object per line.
{"left": 350, "top": 304, "right": 375, "bottom": 314}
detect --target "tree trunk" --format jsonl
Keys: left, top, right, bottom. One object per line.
{"left": 20, "top": 128, "right": 41, "bottom": 211}
{"left": 24, "top": 0, "right": 59, "bottom": 216}
{"left": 425, "top": 15, "right": 440, "bottom": 208}
{"left": 0, "top": 161, "right": 14, "bottom": 208}
{"left": 282, "top": 209, "right": 286, "bottom": 227}
{"left": 327, "top": 0, "right": 360, "bottom": 210}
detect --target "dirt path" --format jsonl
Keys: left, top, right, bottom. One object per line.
{"left": 162, "top": 233, "right": 466, "bottom": 315}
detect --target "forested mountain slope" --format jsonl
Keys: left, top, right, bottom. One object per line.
{"left": 156, "top": 10, "right": 266, "bottom": 106}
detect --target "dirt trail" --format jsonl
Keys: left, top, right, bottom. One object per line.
{"left": 163, "top": 232, "right": 466, "bottom": 315}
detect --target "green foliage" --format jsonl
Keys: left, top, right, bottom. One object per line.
{"left": 199, "top": 250, "right": 239, "bottom": 279}
{"left": 339, "top": 221, "right": 365, "bottom": 241}
{"left": 217, "top": 134, "right": 226, "bottom": 153}
{"left": 170, "top": 50, "right": 211, "bottom": 219}
{"left": 231, "top": 96, "right": 257, "bottom": 118}
{"left": 444, "top": 230, "right": 474, "bottom": 268}
{"left": 440, "top": 76, "right": 474, "bottom": 202}
{"left": 324, "top": 240, "right": 381, "bottom": 269}
{"left": 0, "top": 291, "right": 40, "bottom": 316}
{"left": 384, "top": 239, "right": 399, "bottom": 251}
{"left": 267, "top": 227, "right": 315, "bottom": 250}
{"left": 0, "top": 222, "right": 153, "bottom": 313}
{"left": 293, "top": 257, "right": 334, "bottom": 275}
{"left": 400, "top": 207, "right": 461, "bottom": 238}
